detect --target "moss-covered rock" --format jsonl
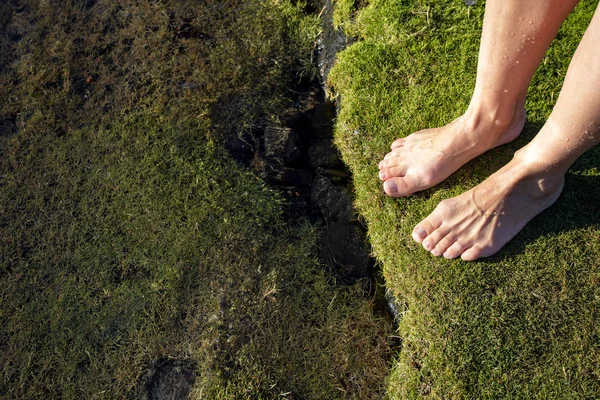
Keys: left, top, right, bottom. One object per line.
{"left": 329, "top": 0, "right": 600, "bottom": 398}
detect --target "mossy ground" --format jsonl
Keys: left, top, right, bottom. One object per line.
{"left": 0, "top": 1, "right": 391, "bottom": 398}
{"left": 329, "top": 0, "right": 600, "bottom": 398}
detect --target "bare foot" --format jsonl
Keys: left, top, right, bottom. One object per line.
{"left": 378, "top": 107, "right": 526, "bottom": 196}
{"left": 411, "top": 148, "right": 564, "bottom": 261}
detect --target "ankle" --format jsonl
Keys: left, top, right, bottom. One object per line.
{"left": 463, "top": 100, "right": 524, "bottom": 130}
{"left": 511, "top": 148, "right": 566, "bottom": 195}
{"left": 513, "top": 141, "right": 567, "bottom": 175}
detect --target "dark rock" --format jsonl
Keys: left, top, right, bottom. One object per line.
{"left": 283, "top": 189, "right": 311, "bottom": 222}
{"left": 319, "top": 219, "right": 370, "bottom": 282}
{"left": 266, "top": 167, "right": 313, "bottom": 188}
{"left": 385, "top": 290, "right": 403, "bottom": 325}
{"left": 308, "top": 139, "right": 343, "bottom": 169}
{"left": 281, "top": 107, "right": 302, "bottom": 126}
{"left": 296, "top": 86, "right": 320, "bottom": 113}
{"left": 147, "top": 359, "right": 197, "bottom": 400}
{"left": 264, "top": 123, "right": 300, "bottom": 165}
{"left": 315, "top": 167, "right": 351, "bottom": 183}
{"left": 304, "top": 91, "right": 337, "bottom": 141}
{"left": 316, "top": 0, "right": 352, "bottom": 85}
{"left": 225, "top": 133, "right": 254, "bottom": 167}
{"left": 310, "top": 174, "right": 354, "bottom": 223}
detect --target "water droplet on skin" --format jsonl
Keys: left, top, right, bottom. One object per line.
{"left": 503, "top": 89, "right": 509, "bottom": 93}
{"left": 515, "top": 60, "right": 520, "bottom": 64}
{"left": 529, "top": 20, "right": 533, "bottom": 24}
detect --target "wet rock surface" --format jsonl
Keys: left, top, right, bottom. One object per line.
{"left": 386, "top": 290, "right": 403, "bottom": 324}
{"left": 311, "top": 174, "right": 370, "bottom": 282}
{"left": 310, "top": 174, "right": 353, "bottom": 223}
{"left": 319, "top": 220, "right": 371, "bottom": 282}
{"left": 223, "top": 0, "right": 371, "bottom": 284}
{"left": 224, "top": 78, "right": 372, "bottom": 283}
{"left": 316, "top": 0, "right": 352, "bottom": 86}
{"left": 309, "top": 139, "right": 344, "bottom": 169}
{"left": 146, "top": 359, "right": 197, "bottom": 400}
{"left": 264, "top": 123, "right": 301, "bottom": 165}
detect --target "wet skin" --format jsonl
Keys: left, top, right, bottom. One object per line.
{"left": 377, "top": 0, "right": 600, "bottom": 261}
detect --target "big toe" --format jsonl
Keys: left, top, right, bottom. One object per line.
{"left": 383, "top": 175, "right": 420, "bottom": 197}
{"left": 412, "top": 215, "right": 442, "bottom": 243}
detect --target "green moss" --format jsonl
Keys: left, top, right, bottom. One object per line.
{"left": 332, "top": 0, "right": 356, "bottom": 30}
{"left": 0, "top": 1, "right": 390, "bottom": 398}
{"left": 330, "top": 0, "right": 600, "bottom": 398}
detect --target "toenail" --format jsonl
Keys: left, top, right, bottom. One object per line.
{"left": 412, "top": 227, "right": 427, "bottom": 240}
{"left": 431, "top": 248, "right": 441, "bottom": 256}
{"left": 379, "top": 161, "right": 384, "bottom": 168}
{"left": 379, "top": 171, "right": 385, "bottom": 179}
{"left": 385, "top": 180, "right": 398, "bottom": 193}
{"left": 423, "top": 239, "right": 431, "bottom": 250}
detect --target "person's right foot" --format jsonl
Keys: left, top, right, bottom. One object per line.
{"left": 378, "top": 106, "right": 526, "bottom": 197}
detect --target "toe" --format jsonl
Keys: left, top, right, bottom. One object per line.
{"left": 383, "top": 148, "right": 402, "bottom": 160}
{"left": 380, "top": 164, "right": 407, "bottom": 181}
{"left": 391, "top": 138, "right": 404, "bottom": 150}
{"left": 383, "top": 175, "right": 421, "bottom": 197}
{"left": 383, "top": 179, "right": 399, "bottom": 196}
{"left": 412, "top": 216, "right": 442, "bottom": 243}
{"left": 422, "top": 227, "right": 449, "bottom": 252}
{"left": 380, "top": 154, "right": 399, "bottom": 168}
{"left": 378, "top": 157, "right": 399, "bottom": 180}
{"left": 460, "top": 245, "right": 482, "bottom": 261}
{"left": 431, "top": 235, "right": 456, "bottom": 257}
{"left": 443, "top": 242, "right": 466, "bottom": 259}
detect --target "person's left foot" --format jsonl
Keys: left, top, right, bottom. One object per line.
{"left": 411, "top": 149, "right": 564, "bottom": 261}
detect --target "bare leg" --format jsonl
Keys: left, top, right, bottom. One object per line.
{"left": 378, "top": 0, "right": 579, "bottom": 197}
{"left": 413, "top": 5, "right": 600, "bottom": 261}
